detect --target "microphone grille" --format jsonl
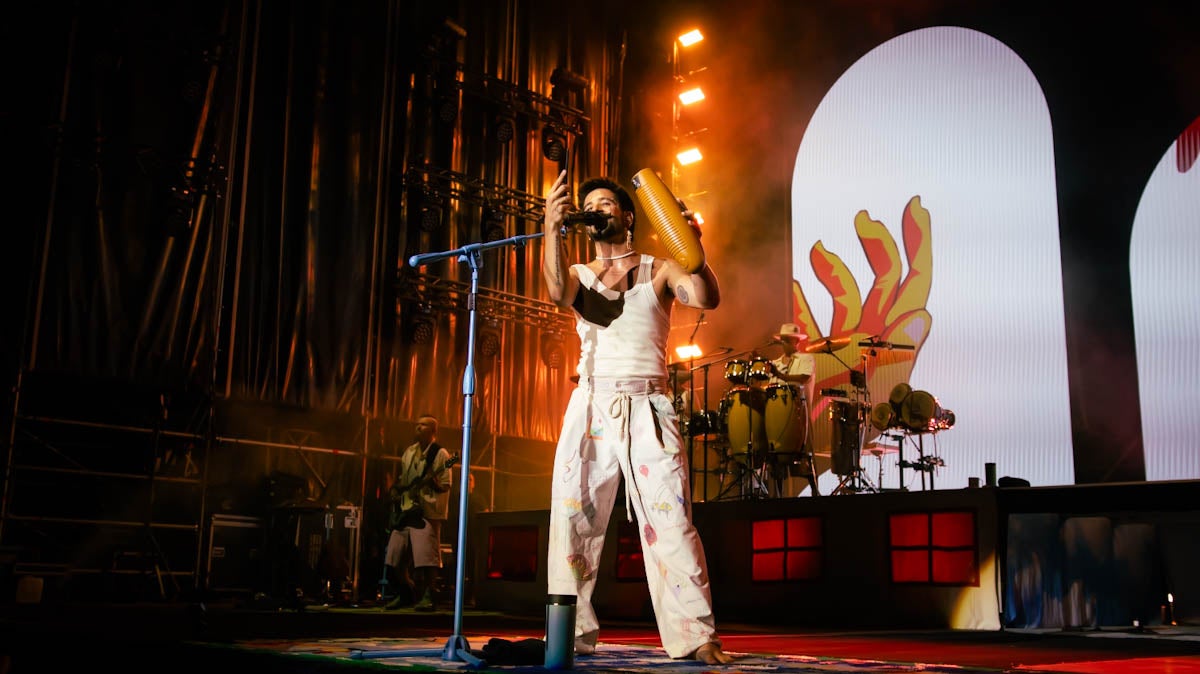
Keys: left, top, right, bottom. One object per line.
{"left": 631, "top": 169, "right": 704, "bottom": 273}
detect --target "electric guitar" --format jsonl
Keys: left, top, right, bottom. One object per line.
{"left": 390, "top": 454, "right": 458, "bottom": 530}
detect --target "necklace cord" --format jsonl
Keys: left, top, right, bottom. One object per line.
{"left": 596, "top": 249, "right": 637, "bottom": 261}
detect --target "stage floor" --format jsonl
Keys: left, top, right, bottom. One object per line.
{"left": 2, "top": 599, "right": 1199, "bottom": 673}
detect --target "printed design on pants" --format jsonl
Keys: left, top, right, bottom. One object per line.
{"left": 655, "top": 558, "right": 686, "bottom": 598}
{"left": 643, "top": 522, "right": 657, "bottom": 545}
{"left": 679, "top": 618, "right": 710, "bottom": 643}
{"left": 650, "top": 482, "right": 687, "bottom": 529}
{"left": 560, "top": 496, "right": 596, "bottom": 522}
{"left": 588, "top": 422, "right": 604, "bottom": 439}
{"left": 566, "top": 553, "right": 594, "bottom": 581}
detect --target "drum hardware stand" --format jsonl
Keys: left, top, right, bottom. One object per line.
{"left": 830, "top": 419, "right": 877, "bottom": 494}
{"left": 735, "top": 447, "right": 772, "bottom": 499}
{"left": 897, "top": 431, "right": 942, "bottom": 490}
{"left": 882, "top": 432, "right": 906, "bottom": 491}
{"left": 830, "top": 397, "right": 875, "bottom": 494}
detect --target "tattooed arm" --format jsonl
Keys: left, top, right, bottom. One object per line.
{"left": 664, "top": 259, "right": 721, "bottom": 310}
{"left": 543, "top": 169, "right": 580, "bottom": 308}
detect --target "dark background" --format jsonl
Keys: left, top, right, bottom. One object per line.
{"left": 3, "top": 0, "right": 1199, "bottom": 493}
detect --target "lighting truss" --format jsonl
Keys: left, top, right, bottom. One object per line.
{"left": 397, "top": 271, "right": 573, "bottom": 334}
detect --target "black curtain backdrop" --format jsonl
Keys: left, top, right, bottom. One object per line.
{"left": 3, "top": 0, "right": 1198, "bottom": 507}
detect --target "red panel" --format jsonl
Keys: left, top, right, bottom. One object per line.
{"left": 753, "top": 551, "right": 785, "bottom": 581}
{"left": 932, "top": 549, "right": 978, "bottom": 585}
{"left": 786, "top": 549, "right": 821, "bottom": 580}
{"left": 932, "top": 511, "right": 975, "bottom": 547}
{"left": 891, "top": 549, "right": 930, "bottom": 582}
{"left": 753, "top": 519, "right": 786, "bottom": 550}
{"left": 787, "top": 516, "right": 822, "bottom": 547}
{"left": 614, "top": 520, "right": 647, "bottom": 580}
{"left": 889, "top": 513, "right": 930, "bottom": 546}
{"left": 486, "top": 525, "right": 539, "bottom": 581}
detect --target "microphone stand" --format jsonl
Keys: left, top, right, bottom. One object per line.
{"left": 688, "top": 346, "right": 733, "bottom": 500}
{"left": 685, "top": 313, "right": 703, "bottom": 500}
{"left": 354, "top": 230, "right": 544, "bottom": 665}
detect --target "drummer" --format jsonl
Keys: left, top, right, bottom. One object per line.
{"left": 759, "top": 323, "right": 821, "bottom": 496}
{"left": 762, "top": 323, "right": 816, "bottom": 403}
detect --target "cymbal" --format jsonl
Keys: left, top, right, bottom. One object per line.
{"left": 804, "top": 336, "right": 852, "bottom": 354}
{"left": 667, "top": 362, "right": 692, "bottom": 382}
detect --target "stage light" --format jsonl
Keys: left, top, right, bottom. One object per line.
{"left": 478, "top": 318, "right": 501, "bottom": 358}
{"left": 550, "top": 67, "right": 590, "bottom": 94}
{"left": 417, "top": 191, "right": 444, "bottom": 232}
{"left": 408, "top": 304, "right": 436, "bottom": 345}
{"left": 492, "top": 109, "right": 516, "bottom": 144}
{"left": 675, "top": 343, "right": 702, "bottom": 359}
{"left": 481, "top": 204, "right": 506, "bottom": 242}
{"left": 676, "top": 147, "right": 702, "bottom": 166}
{"left": 678, "top": 87, "right": 705, "bottom": 105}
{"left": 542, "top": 125, "right": 567, "bottom": 162}
{"left": 433, "top": 80, "right": 459, "bottom": 124}
{"left": 540, "top": 331, "right": 565, "bottom": 369}
{"left": 678, "top": 29, "right": 703, "bottom": 47}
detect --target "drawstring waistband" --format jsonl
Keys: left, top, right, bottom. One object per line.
{"left": 579, "top": 378, "right": 667, "bottom": 522}
{"left": 579, "top": 377, "right": 667, "bottom": 394}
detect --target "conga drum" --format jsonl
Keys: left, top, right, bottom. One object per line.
{"left": 747, "top": 357, "right": 773, "bottom": 383}
{"left": 720, "top": 385, "right": 766, "bottom": 463}
{"left": 723, "top": 359, "right": 750, "bottom": 386}
{"left": 764, "top": 384, "right": 806, "bottom": 456}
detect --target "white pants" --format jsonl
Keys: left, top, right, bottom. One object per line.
{"left": 548, "top": 379, "right": 722, "bottom": 659}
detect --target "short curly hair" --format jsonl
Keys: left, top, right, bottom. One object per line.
{"left": 578, "top": 177, "right": 636, "bottom": 231}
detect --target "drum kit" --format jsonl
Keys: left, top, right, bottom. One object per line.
{"left": 675, "top": 333, "right": 953, "bottom": 499}
{"left": 675, "top": 354, "right": 816, "bottom": 501}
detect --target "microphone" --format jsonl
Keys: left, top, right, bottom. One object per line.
{"left": 563, "top": 211, "right": 611, "bottom": 230}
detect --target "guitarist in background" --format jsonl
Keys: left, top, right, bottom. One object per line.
{"left": 384, "top": 414, "right": 453, "bottom": 611}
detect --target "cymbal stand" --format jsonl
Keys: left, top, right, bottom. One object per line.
{"left": 822, "top": 344, "right": 874, "bottom": 495}
{"left": 687, "top": 348, "right": 737, "bottom": 501}
{"left": 884, "top": 432, "right": 906, "bottom": 491}
{"left": 684, "top": 352, "right": 729, "bottom": 501}
{"left": 739, "top": 458, "right": 772, "bottom": 500}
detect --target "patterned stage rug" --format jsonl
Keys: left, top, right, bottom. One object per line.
{"left": 224, "top": 635, "right": 999, "bottom": 673}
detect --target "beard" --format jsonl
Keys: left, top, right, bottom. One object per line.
{"left": 587, "top": 222, "right": 624, "bottom": 242}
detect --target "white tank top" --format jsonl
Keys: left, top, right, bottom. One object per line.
{"left": 570, "top": 255, "right": 670, "bottom": 380}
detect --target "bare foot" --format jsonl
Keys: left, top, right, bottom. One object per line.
{"left": 692, "top": 642, "right": 734, "bottom": 665}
